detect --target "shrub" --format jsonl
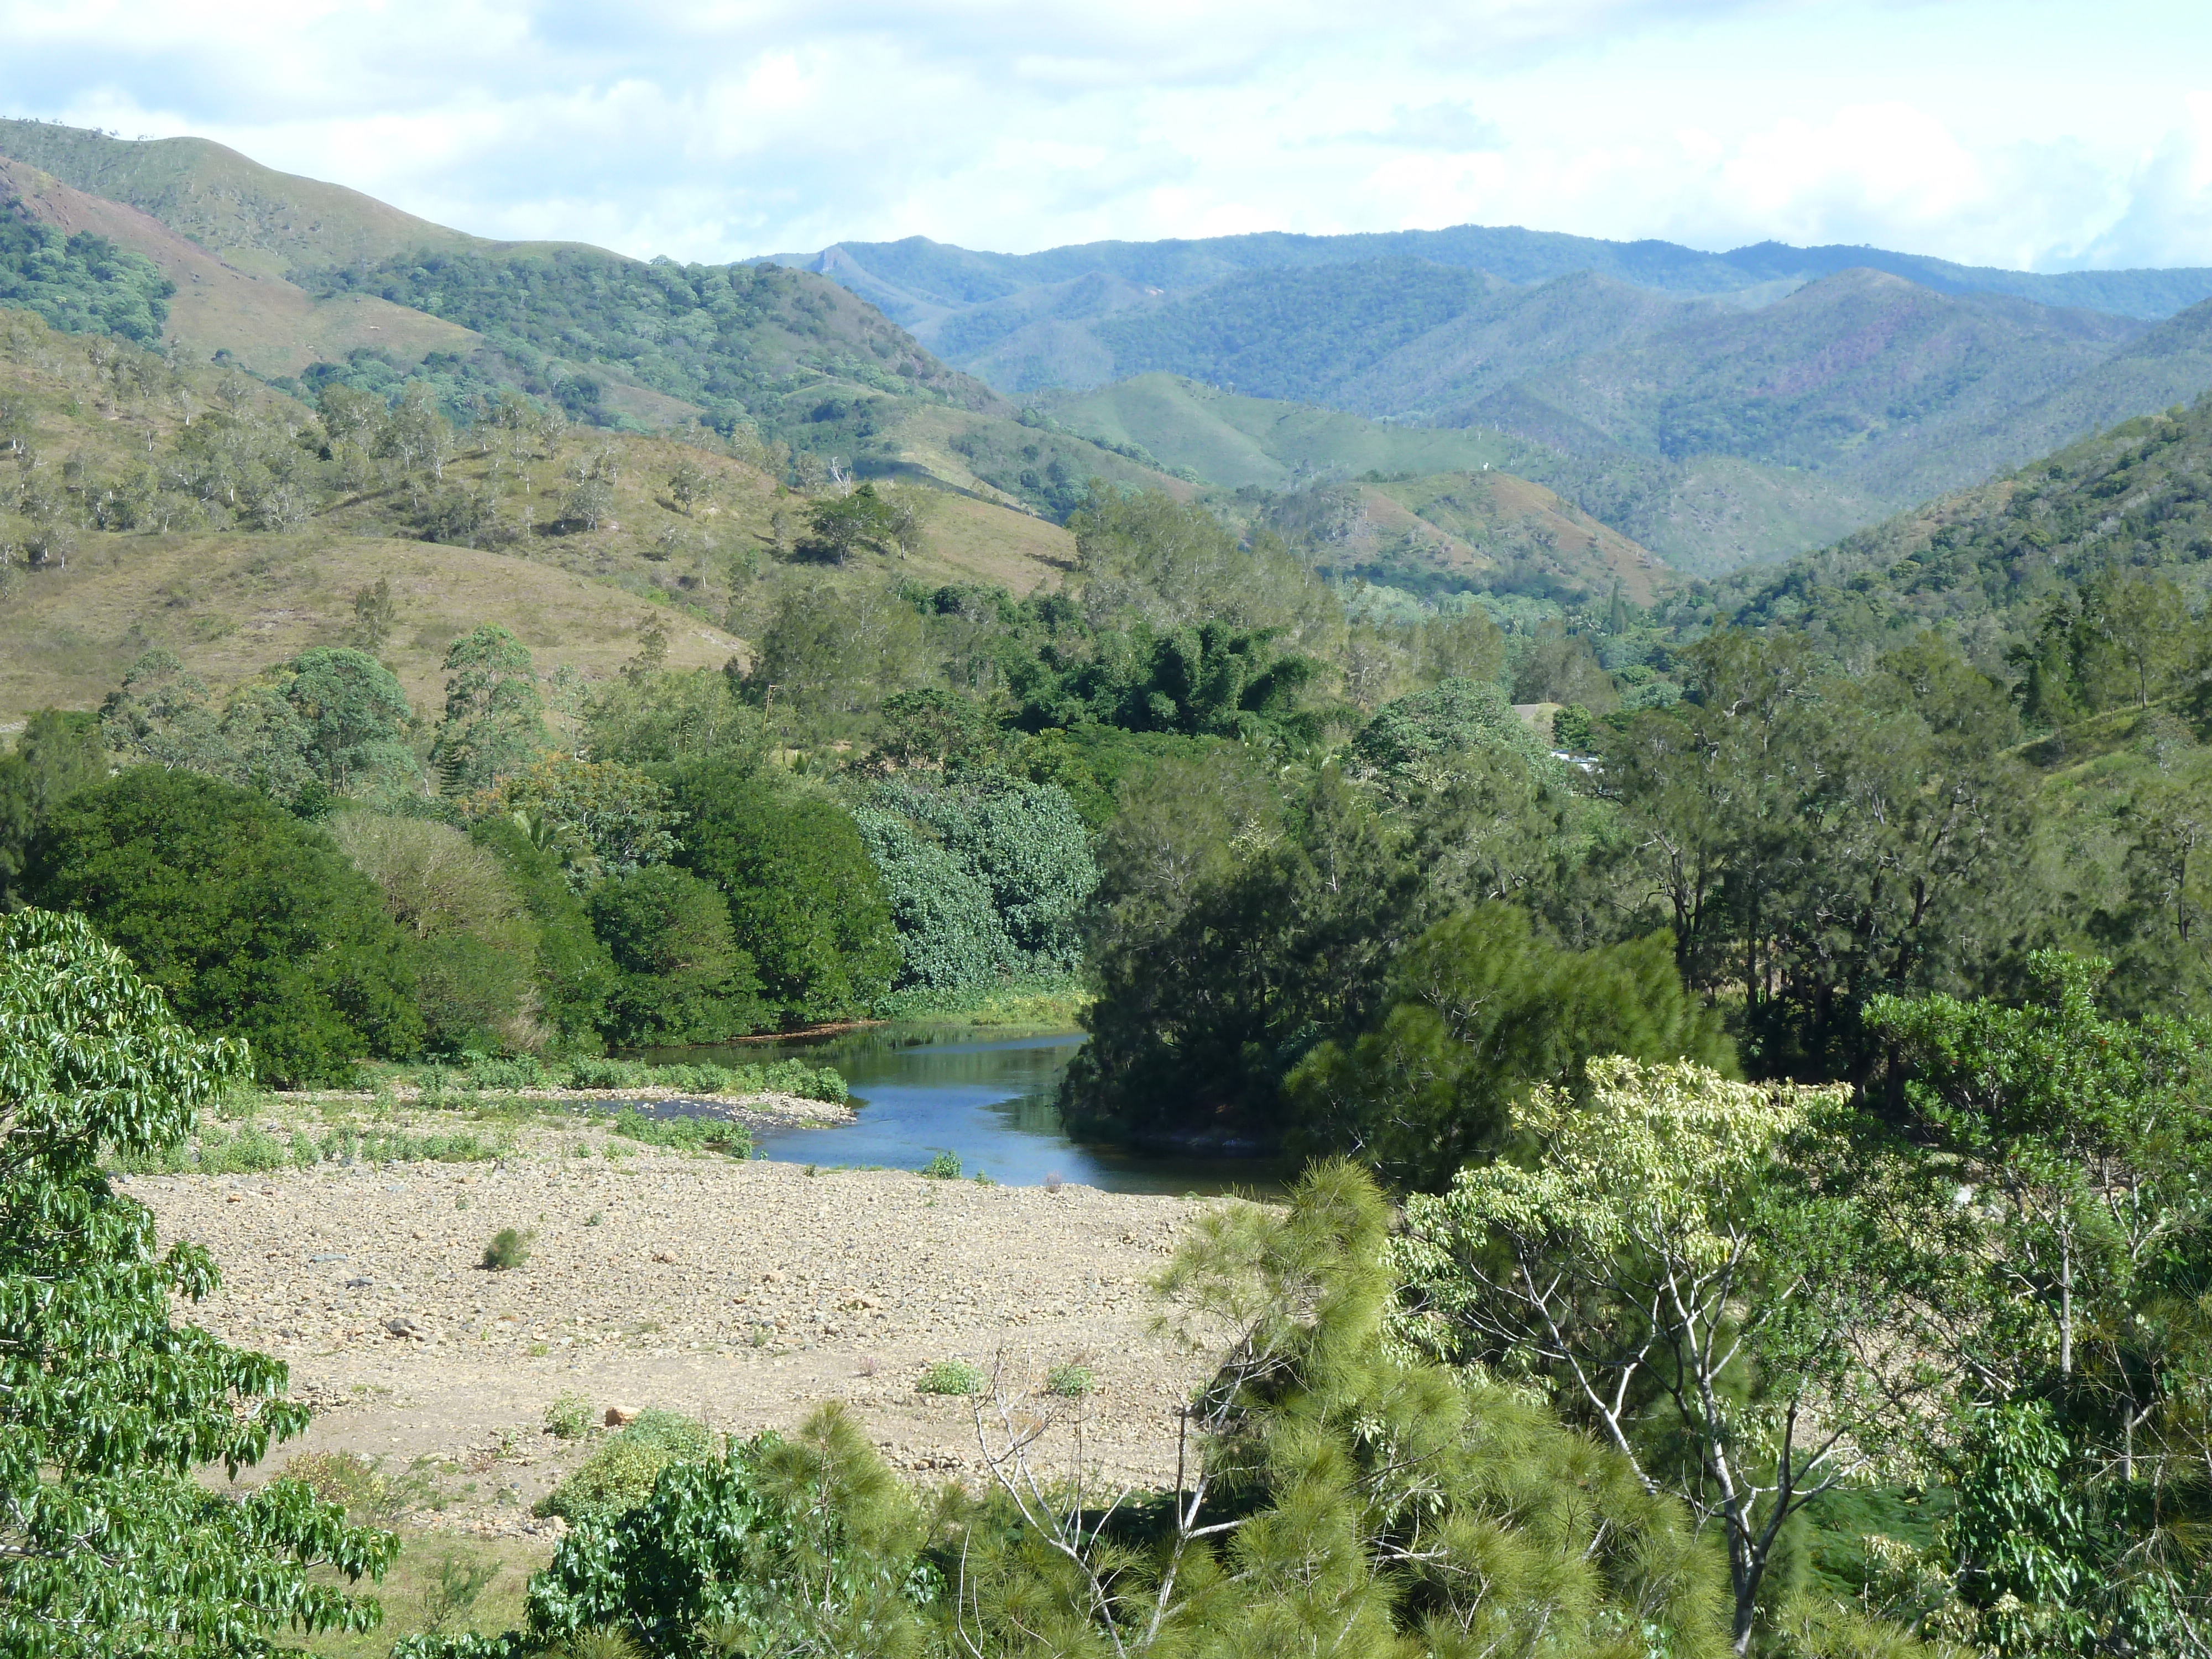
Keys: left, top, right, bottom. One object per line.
{"left": 328, "top": 812, "right": 541, "bottom": 1055}
{"left": 25, "top": 770, "right": 422, "bottom": 1084}
{"left": 854, "top": 775, "right": 1097, "bottom": 993}
{"left": 606, "top": 1108, "right": 752, "bottom": 1157}
{"left": 536, "top": 1410, "right": 713, "bottom": 1525}
{"left": 482, "top": 1228, "right": 534, "bottom": 1271}
{"left": 545, "top": 1394, "right": 593, "bottom": 1441}
{"left": 915, "top": 1359, "right": 983, "bottom": 1396}
{"left": 469, "top": 815, "right": 618, "bottom": 1046}
{"left": 920, "top": 1150, "right": 961, "bottom": 1180}
{"left": 1045, "top": 1364, "right": 1094, "bottom": 1399}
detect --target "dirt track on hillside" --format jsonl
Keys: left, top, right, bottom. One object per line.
{"left": 137, "top": 1130, "right": 1220, "bottom": 1537}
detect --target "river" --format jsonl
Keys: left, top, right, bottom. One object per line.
{"left": 661, "top": 1025, "right": 1280, "bottom": 1196}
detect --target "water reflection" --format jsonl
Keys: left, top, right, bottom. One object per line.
{"left": 651, "top": 1026, "right": 1280, "bottom": 1196}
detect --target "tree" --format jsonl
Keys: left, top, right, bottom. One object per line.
{"left": 467, "top": 754, "right": 677, "bottom": 888}
{"left": 1867, "top": 953, "right": 2211, "bottom": 1411}
{"left": 349, "top": 576, "right": 397, "bottom": 654}
{"left": 854, "top": 776, "right": 1097, "bottom": 993}
{"left": 665, "top": 763, "right": 899, "bottom": 1024}
{"left": 797, "top": 482, "right": 898, "bottom": 564}
{"left": 1070, "top": 489, "right": 1339, "bottom": 645}
{"left": 1286, "top": 905, "right": 1733, "bottom": 1188}
{"left": 0, "top": 907, "right": 395, "bottom": 1653}
{"left": 431, "top": 625, "right": 547, "bottom": 794}
{"left": 0, "top": 709, "right": 106, "bottom": 907}
{"left": 956, "top": 1160, "right": 1733, "bottom": 1658}
{"left": 586, "top": 865, "right": 762, "bottom": 1045}
{"left": 26, "top": 770, "right": 422, "bottom": 1084}
{"left": 1396, "top": 1059, "right": 1931, "bottom": 1652}
{"left": 665, "top": 457, "right": 713, "bottom": 516}
{"left": 468, "top": 816, "right": 616, "bottom": 1048}
{"left": 260, "top": 648, "right": 421, "bottom": 801}
{"left": 1063, "top": 768, "right": 1422, "bottom": 1150}
{"left": 327, "top": 813, "right": 541, "bottom": 1055}
{"left": 742, "top": 581, "right": 927, "bottom": 726}
{"left": 585, "top": 667, "right": 766, "bottom": 767}
{"left": 1511, "top": 622, "right": 1617, "bottom": 711}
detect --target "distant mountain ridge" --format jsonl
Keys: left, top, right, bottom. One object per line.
{"left": 779, "top": 226, "right": 2212, "bottom": 373}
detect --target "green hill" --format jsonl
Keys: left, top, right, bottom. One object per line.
{"left": 1709, "top": 393, "right": 2212, "bottom": 670}
{"left": 0, "top": 119, "right": 489, "bottom": 278}
{"left": 1045, "top": 374, "right": 1874, "bottom": 576}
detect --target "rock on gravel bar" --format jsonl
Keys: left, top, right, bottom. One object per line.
{"left": 133, "top": 1128, "right": 1221, "bottom": 1535}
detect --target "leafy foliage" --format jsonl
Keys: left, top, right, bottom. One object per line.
{"left": 585, "top": 864, "right": 763, "bottom": 1045}
{"left": 26, "top": 770, "right": 421, "bottom": 1084}
{"left": 664, "top": 762, "right": 899, "bottom": 1023}
{"left": 0, "top": 908, "right": 394, "bottom": 1654}
{"left": 0, "top": 206, "right": 174, "bottom": 344}
{"left": 1288, "top": 905, "right": 1732, "bottom": 1187}
{"left": 853, "top": 775, "right": 1095, "bottom": 992}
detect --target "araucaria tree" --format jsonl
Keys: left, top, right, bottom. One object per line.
{"left": 0, "top": 908, "right": 394, "bottom": 1653}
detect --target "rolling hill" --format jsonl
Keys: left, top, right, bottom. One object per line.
{"left": 1044, "top": 374, "right": 1876, "bottom": 577}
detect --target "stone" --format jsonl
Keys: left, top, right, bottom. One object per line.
{"left": 603, "top": 1405, "right": 639, "bottom": 1427}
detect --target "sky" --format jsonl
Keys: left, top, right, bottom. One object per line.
{"left": 2, "top": 0, "right": 2208, "bottom": 272}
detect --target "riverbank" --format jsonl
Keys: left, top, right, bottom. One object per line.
{"left": 137, "top": 1122, "right": 1217, "bottom": 1540}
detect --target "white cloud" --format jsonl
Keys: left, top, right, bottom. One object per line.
{"left": 0, "top": 0, "right": 2208, "bottom": 271}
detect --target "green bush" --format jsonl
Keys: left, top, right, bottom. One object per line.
{"left": 544, "top": 1394, "right": 594, "bottom": 1441}
{"left": 26, "top": 769, "right": 423, "bottom": 1084}
{"left": 469, "top": 815, "right": 618, "bottom": 1047}
{"left": 919, "top": 1150, "right": 961, "bottom": 1180}
{"left": 481, "top": 1228, "right": 534, "bottom": 1271}
{"left": 606, "top": 1108, "right": 752, "bottom": 1157}
{"left": 1045, "top": 1364, "right": 1093, "bottom": 1399}
{"left": 329, "top": 813, "right": 541, "bottom": 1056}
{"left": 664, "top": 763, "right": 899, "bottom": 1022}
{"left": 560, "top": 1055, "right": 848, "bottom": 1104}
{"left": 915, "top": 1359, "right": 983, "bottom": 1396}
{"left": 854, "top": 775, "right": 1096, "bottom": 992}
{"left": 536, "top": 1410, "right": 714, "bottom": 1526}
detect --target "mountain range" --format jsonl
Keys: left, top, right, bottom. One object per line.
{"left": 9, "top": 116, "right": 2212, "bottom": 591}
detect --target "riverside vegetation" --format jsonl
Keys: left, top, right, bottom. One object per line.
{"left": 9, "top": 140, "right": 2212, "bottom": 1656}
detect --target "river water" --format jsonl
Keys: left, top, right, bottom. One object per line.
{"left": 665, "top": 1026, "right": 1279, "bottom": 1196}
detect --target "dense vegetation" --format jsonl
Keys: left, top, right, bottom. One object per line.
{"left": 307, "top": 249, "right": 991, "bottom": 438}
{"left": 0, "top": 201, "right": 173, "bottom": 344}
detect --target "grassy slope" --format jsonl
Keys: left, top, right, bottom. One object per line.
{"left": 0, "top": 154, "right": 480, "bottom": 377}
{"left": 0, "top": 312, "right": 1074, "bottom": 725}
{"left": 1360, "top": 473, "right": 1675, "bottom": 606}
{"left": 0, "top": 120, "right": 488, "bottom": 273}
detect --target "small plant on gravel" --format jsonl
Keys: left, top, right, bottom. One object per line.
{"left": 916, "top": 1359, "right": 984, "bottom": 1396}
{"left": 585, "top": 1211, "right": 603, "bottom": 1226}
{"left": 455, "top": 1195, "right": 469, "bottom": 1211}
{"left": 856, "top": 1354, "right": 879, "bottom": 1378}
{"left": 1044, "top": 1171, "right": 1064, "bottom": 1193}
{"left": 1046, "top": 1363, "right": 1095, "bottom": 1399}
{"left": 545, "top": 1392, "right": 594, "bottom": 1439}
{"left": 920, "top": 1151, "right": 961, "bottom": 1180}
{"left": 482, "top": 1227, "right": 534, "bottom": 1271}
